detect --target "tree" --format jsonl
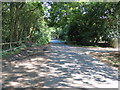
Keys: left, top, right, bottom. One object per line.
{"left": 2, "top": 2, "right": 50, "bottom": 49}
{"left": 47, "top": 2, "right": 119, "bottom": 45}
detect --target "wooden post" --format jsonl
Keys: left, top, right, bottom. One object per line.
{"left": 0, "top": 2, "right": 2, "bottom": 90}
{"left": 117, "top": 13, "right": 120, "bottom": 51}
{"left": 118, "top": 37, "right": 120, "bottom": 51}
{"left": 113, "top": 38, "right": 118, "bottom": 48}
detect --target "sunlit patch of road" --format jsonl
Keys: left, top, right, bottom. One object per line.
{"left": 2, "top": 40, "right": 119, "bottom": 88}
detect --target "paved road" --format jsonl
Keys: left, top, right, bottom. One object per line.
{"left": 2, "top": 40, "right": 119, "bottom": 88}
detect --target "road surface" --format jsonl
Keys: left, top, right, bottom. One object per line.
{"left": 2, "top": 40, "right": 119, "bottom": 88}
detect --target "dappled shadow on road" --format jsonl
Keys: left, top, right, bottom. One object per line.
{"left": 2, "top": 45, "right": 51, "bottom": 88}
{"left": 40, "top": 43, "right": 118, "bottom": 88}
{"left": 2, "top": 43, "right": 119, "bottom": 88}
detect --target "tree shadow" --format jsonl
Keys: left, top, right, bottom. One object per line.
{"left": 41, "top": 43, "right": 118, "bottom": 88}
{"left": 2, "top": 43, "right": 119, "bottom": 88}
{"left": 2, "top": 46, "right": 50, "bottom": 88}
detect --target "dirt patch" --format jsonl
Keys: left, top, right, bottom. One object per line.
{"left": 89, "top": 51, "right": 120, "bottom": 70}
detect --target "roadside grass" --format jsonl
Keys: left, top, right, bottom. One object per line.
{"left": 65, "top": 41, "right": 101, "bottom": 48}
{"left": 2, "top": 42, "right": 49, "bottom": 58}
{"left": 2, "top": 44, "right": 27, "bottom": 58}
{"left": 90, "top": 51, "right": 120, "bottom": 69}
{"left": 64, "top": 40, "right": 113, "bottom": 48}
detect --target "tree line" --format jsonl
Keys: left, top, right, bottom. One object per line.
{"left": 47, "top": 2, "right": 120, "bottom": 46}
{"left": 2, "top": 2, "right": 120, "bottom": 51}
{"left": 2, "top": 2, "right": 50, "bottom": 50}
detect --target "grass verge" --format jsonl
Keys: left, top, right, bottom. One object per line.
{"left": 89, "top": 51, "right": 120, "bottom": 69}
{"left": 2, "top": 42, "right": 49, "bottom": 58}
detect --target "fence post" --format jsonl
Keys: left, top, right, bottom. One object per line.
{"left": 118, "top": 37, "right": 120, "bottom": 51}
{"left": 117, "top": 14, "right": 120, "bottom": 51}
{"left": 0, "top": 1, "right": 2, "bottom": 89}
{"left": 10, "top": 42, "right": 12, "bottom": 48}
{"left": 113, "top": 38, "right": 118, "bottom": 48}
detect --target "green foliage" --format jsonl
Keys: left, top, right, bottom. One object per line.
{"left": 47, "top": 2, "right": 119, "bottom": 46}
{"left": 30, "top": 20, "right": 51, "bottom": 45}
{"left": 67, "top": 3, "right": 107, "bottom": 45}
{"left": 2, "top": 2, "right": 119, "bottom": 51}
{"left": 2, "top": 2, "right": 50, "bottom": 50}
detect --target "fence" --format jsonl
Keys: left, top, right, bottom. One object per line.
{"left": 0, "top": 40, "right": 26, "bottom": 53}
